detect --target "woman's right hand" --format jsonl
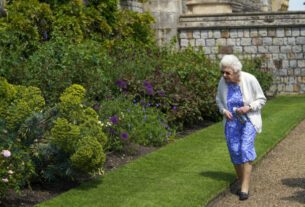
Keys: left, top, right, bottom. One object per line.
{"left": 224, "top": 110, "right": 233, "bottom": 120}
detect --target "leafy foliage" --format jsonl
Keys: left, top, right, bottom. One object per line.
{"left": 32, "top": 84, "right": 107, "bottom": 180}
{"left": 0, "top": 77, "right": 45, "bottom": 134}
{"left": 23, "top": 39, "right": 113, "bottom": 104}
{"left": 0, "top": 148, "right": 35, "bottom": 199}
{"left": 242, "top": 56, "right": 273, "bottom": 95}
{"left": 0, "top": 77, "right": 41, "bottom": 199}
{"left": 98, "top": 96, "right": 174, "bottom": 152}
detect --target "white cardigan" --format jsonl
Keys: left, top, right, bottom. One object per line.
{"left": 216, "top": 71, "right": 267, "bottom": 133}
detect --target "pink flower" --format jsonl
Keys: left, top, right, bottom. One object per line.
{"left": 1, "top": 150, "right": 11, "bottom": 158}
{"left": 2, "top": 178, "right": 8, "bottom": 183}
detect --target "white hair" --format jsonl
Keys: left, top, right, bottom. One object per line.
{"left": 219, "top": 55, "right": 242, "bottom": 73}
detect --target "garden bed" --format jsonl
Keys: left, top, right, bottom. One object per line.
{"left": 2, "top": 120, "right": 214, "bottom": 207}
{"left": 1, "top": 145, "right": 157, "bottom": 207}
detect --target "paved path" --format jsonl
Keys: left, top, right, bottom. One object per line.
{"left": 208, "top": 119, "right": 305, "bottom": 207}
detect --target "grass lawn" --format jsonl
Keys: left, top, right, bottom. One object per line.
{"left": 36, "top": 95, "right": 305, "bottom": 207}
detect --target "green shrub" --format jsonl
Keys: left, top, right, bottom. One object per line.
{"left": 0, "top": 77, "right": 45, "bottom": 133}
{"left": 31, "top": 84, "right": 108, "bottom": 181}
{"left": 70, "top": 136, "right": 105, "bottom": 173}
{"left": 51, "top": 1, "right": 113, "bottom": 42}
{"left": 0, "top": 0, "right": 53, "bottom": 82}
{"left": 0, "top": 147, "right": 34, "bottom": 199}
{"left": 98, "top": 96, "right": 174, "bottom": 152}
{"left": 51, "top": 118, "right": 81, "bottom": 153}
{"left": 242, "top": 57, "right": 273, "bottom": 95}
{"left": 0, "top": 78, "right": 43, "bottom": 198}
{"left": 114, "top": 10, "right": 155, "bottom": 44}
{"left": 1, "top": 0, "right": 155, "bottom": 88}
{"left": 24, "top": 39, "right": 113, "bottom": 104}
{"left": 116, "top": 46, "right": 222, "bottom": 129}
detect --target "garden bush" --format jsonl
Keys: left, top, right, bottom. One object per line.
{"left": 114, "top": 46, "right": 223, "bottom": 129}
{"left": 20, "top": 84, "right": 108, "bottom": 181}
{"left": 0, "top": 77, "right": 45, "bottom": 137}
{"left": 0, "top": 148, "right": 34, "bottom": 200}
{"left": 23, "top": 39, "right": 114, "bottom": 104}
{"left": 0, "top": 0, "right": 155, "bottom": 86}
{"left": 0, "top": 0, "right": 53, "bottom": 82}
{"left": 159, "top": 47, "right": 222, "bottom": 122}
{"left": 98, "top": 95, "right": 174, "bottom": 152}
{"left": 0, "top": 77, "right": 42, "bottom": 199}
{"left": 242, "top": 56, "right": 273, "bottom": 95}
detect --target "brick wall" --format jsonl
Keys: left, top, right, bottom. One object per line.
{"left": 178, "top": 12, "right": 305, "bottom": 95}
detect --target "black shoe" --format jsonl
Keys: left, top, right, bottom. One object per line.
{"left": 239, "top": 192, "right": 249, "bottom": 201}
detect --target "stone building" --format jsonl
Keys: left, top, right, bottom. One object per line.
{"left": 120, "top": 0, "right": 305, "bottom": 95}
{"left": 120, "top": 0, "right": 289, "bottom": 45}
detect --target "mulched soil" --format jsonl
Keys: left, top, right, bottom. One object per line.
{"left": 207, "top": 119, "right": 305, "bottom": 207}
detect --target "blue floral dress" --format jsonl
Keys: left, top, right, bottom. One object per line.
{"left": 225, "top": 83, "right": 257, "bottom": 165}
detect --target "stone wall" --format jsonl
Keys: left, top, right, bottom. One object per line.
{"left": 144, "top": 0, "right": 183, "bottom": 45}
{"left": 178, "top": 12, "right": 305, "bottom": 94}
{"left": 120, "top": 0, "right": 144, "bottom": 13}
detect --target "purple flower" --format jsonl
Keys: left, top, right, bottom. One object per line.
{"left": 109, "top": 115, "right": 119, "bottom": 125}
{"left": 143, "top": 80, "right": 152, "bottom": 88}
{"left": 145, "top": 87, "right": 154, "bottom": 95}
{"left": 157, "top": 90, "right": 165, "bottom": 97}
{"left": 120, "top": 132, "right": 129, "bottom": 140}
{"left": 115, "top": 79, "right": 128, "bottom": 89}
{"left": 143, "top": 80, "right": 154, "bottom": 95}
{"left": 172, "top": 106, "right": 177, "bottom": 111}
{"left": 1, "top": 150, "right": 11, "bottom": 158}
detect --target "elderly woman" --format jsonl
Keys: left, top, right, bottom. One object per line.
{"left": 215, "top": 55, "right": 266, "bottom": 200}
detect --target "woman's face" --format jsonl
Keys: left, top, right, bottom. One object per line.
{"left": 221, "top": 66, "right": 238, "bottom": 83}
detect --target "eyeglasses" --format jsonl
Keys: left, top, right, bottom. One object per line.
{"left": 221, "top": 71, "right": 233, "bottom": 75}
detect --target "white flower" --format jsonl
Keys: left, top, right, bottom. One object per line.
{"left": 97, "top": 121, "right": 104, "bottom": 126}
{"left": 1, "top": 150, "right": 11, "bottom": 158}
{"left": 2, "top": 178, "right": 8, "bottom": 183}
{"left": 8, "top": 170, "right": 14, "bottom": 175}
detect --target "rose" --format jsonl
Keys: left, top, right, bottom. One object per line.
{"left": 1, "top": 150, "right": 11, "bottom": 158}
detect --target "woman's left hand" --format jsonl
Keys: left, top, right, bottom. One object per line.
{"left": 236, "top": 106, "right": 251, "bottom": 114}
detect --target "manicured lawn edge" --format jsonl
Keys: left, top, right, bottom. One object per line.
{"left": 36, "top": 96, "right": 305, "bottom": 207}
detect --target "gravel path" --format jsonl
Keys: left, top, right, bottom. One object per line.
{"left": 207, "top": 119, "right": 305, "bottom": 207}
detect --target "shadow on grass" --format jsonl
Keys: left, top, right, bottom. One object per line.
{"left": 281, "top": 178, "right": 305, "bottom": 204}
{"left": 77, "top": 177, "right": 104, "bottom": 191}
{"left": 199, "top": 171, "right": 235, "bottom": 181}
